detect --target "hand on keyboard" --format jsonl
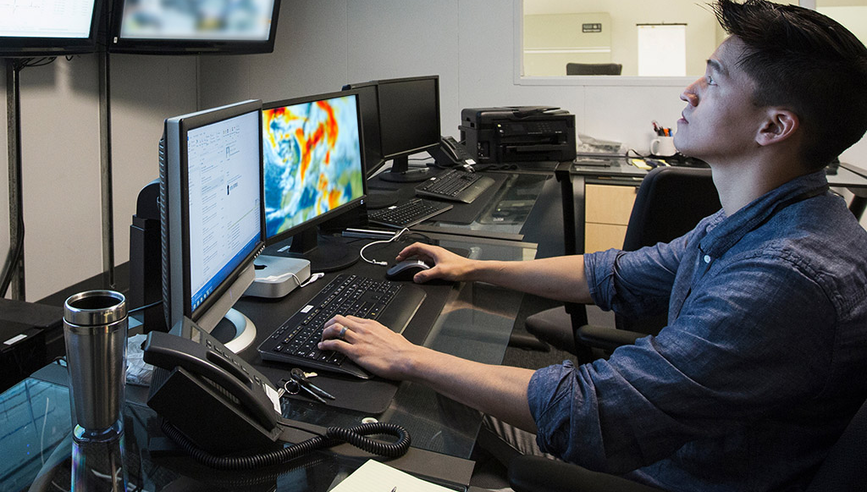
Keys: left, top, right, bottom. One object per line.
{"left": 257, "top": 274, "right": 426, "bottom": 379}
{"left": 319, "top": 314, "right": 423, "bottom": 381}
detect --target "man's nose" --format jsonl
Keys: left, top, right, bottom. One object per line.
{"left": 680, "top": 81, "right": 700, "bottom": 105}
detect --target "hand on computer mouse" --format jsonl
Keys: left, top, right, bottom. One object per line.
{"left": 385, "top": 259, "right": 432, "bottom": 281}
{"left": 394, "top": 243, "right": 474, "bottom": 283}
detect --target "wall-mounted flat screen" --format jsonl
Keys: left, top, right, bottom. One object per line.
{"left": 0, "top": 0, "right": 102, "bottom": 57}
{"left": 108, "top": 0, "right": 281, "bottom": 54}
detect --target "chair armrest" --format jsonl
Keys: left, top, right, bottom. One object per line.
{"left": 508, "top": 456, "right": 662, "bottom": 492}
{"left": 508, "top": 332, "right": 551, "bottom": 352}
{"left": 576, "top": 324, "right": 647, "bottom": 352}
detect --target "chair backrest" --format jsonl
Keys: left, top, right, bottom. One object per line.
{"left": 623, "top": 166, "right": 720, "bottom": 251}
{"left": 617, "top": 166, "right": 721, "bottom": 334}
{"left": 566, "top": 63, "right": 622, "bottom": 75}
{"left": 806, "top": 396, "right": 867, "bottom": 491}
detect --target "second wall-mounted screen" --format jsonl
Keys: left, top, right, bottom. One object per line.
{"left": 108, "top": 0, "right": 281, "bottom": 54}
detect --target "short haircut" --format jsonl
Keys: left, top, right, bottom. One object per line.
{"left": 714, "top": 0, "right": 867, "bottom": 169}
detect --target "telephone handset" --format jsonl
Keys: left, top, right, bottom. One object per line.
{"left": 143, "top": 317, "right": 413, "bottom": 469}
{"left": 143, "top": 320, "right": 286, "bottom": 455}
{"left": 432, "top": 135, "right": 476, "bottom": 170}
{"left": 144, "top": 328, "right": 280, "bottom": 430}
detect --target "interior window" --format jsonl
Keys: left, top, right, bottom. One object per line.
{"left": 519, "top": 0, "right": 839, "bottom": 80}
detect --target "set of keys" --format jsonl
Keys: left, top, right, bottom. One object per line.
{"left": 277, "top": 368, "right": 336, "bottom": 404}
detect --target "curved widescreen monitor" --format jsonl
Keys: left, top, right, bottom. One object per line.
{"left": 261, "top": 90, "right": 367, "bottom": 272}
{"left": 0, "top": 0, "right": 103, "bottom": 57}
{"left": 107, "top": 0, "right": 281, "bottom": 54}
{"left": 160, "top": 99, "right": 265, "bottom": 352}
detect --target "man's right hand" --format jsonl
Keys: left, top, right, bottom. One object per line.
{"left": 395, "top": 242, "right": 477, "bottom": 283}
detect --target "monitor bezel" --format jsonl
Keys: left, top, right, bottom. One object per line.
{"left": 342, "top": 81, "right": 387, "bottom": 178}
{"left": 162, "top": 99, "right": 266, "bottom": 331}
{"left": 376, "top": 75, "right": 441, "bottom": 162}
{"left": 261, "top": 90, "right": 368, "bottom": 248}
{"left": 0, "top": 0, "right": 104, "bottom": 58}
{"left": 106, "top": 0, "right": 281, "bottom": 55}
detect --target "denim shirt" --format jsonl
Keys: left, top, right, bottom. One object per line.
{"left": 527, "top": 170, "right": 867, "bottom": 491}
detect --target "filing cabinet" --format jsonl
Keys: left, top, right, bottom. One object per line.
{"left": 584, "top": 184, "right": 637, "bottom": 253}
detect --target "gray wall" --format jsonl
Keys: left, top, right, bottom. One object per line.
{"left": 200, "top": 0, "right": 692, "bottom": 145}
{"left": 1, "top": 56, "right": 197, "bottom": 300}
{"left": 2, "top": 0, "right": 866, "bottom": 300}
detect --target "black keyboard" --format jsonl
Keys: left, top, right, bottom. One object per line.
{"left": 367, "top": 198, "right": 453, "bottom": 228}
{"left": 415, "top": 169, "right": 496, "bottom": 204}
{"left": 257, "top": 274, "right": 426, "bottom": 379}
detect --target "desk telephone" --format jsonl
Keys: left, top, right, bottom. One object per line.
{"left": 142, "top": 317, "right": 411, "bottom": 469}
{"left": 432, "top": 136, "right": 476, "bottom": 170}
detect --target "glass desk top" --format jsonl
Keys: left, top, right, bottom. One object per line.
{"left": 424, "top": 172, "right": 551, "bottom": 237}
{"left": 367, "top": 163, "right": 558, "bottom": 242}
{"left": 0, "top": 234, "right": 537, "bottom": 491}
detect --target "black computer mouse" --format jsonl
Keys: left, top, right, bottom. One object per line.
{"left": 385, "top": 259, "right": 431, "bottom": 281}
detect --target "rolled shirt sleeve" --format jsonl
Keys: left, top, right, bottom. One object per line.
{"left": 585, "top": 230, "right": 693, "bottom": 320}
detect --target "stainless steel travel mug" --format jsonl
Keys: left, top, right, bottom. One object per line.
{"left": 63, "top": 290, "right": 127, "bottom": 441}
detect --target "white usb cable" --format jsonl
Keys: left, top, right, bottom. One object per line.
{"left": 360, "top": 228, "right": 409, "bottom": 266}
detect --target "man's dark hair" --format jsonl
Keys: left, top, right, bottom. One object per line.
{"left": 714, "top": 0, "right": 867, "bottom": 169}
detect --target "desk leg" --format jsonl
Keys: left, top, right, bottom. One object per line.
{"left": 555, "top": 171, "right": 586, "bottom": 257}
{"left": 555, "top": 166, "right": 591, "bottom": 357}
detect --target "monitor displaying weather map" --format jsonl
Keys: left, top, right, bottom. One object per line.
{"left": 261, "top": 93, "right": 365, "bottom": 240}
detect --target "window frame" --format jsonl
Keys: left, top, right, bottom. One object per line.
{"left": 513, "top": 0, "right": 815, "bottom": 88}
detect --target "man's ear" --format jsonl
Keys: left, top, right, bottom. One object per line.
{"left": 756, "top": 109, "right": 799, "bottom": 147}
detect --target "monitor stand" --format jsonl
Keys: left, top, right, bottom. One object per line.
{"left": 211, "top": 309, "right": 257, "bottom": 353}
{"left": 365, "top": 190, "right": 399, "bottom": 209}
{"left": 377, "top": 156, "right": 430, "bottom": 183}
{"left": 277, "top": 227, "right": 359, "bottom": 273}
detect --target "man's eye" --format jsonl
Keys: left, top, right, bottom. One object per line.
{"left": 706, "top": 75, "right": 716, "bottom": 85}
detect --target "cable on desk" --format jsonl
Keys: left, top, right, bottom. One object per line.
{"left": 160, "top": 419, "right": 411, "bottom": 470}
{"left": 128, "top": 299, "right": 163, "bottom": 315}
{"left": 360, "top": 227, "right": 409, "bottom": 266}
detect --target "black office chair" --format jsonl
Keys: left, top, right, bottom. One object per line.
{"left": 508, "top": 393, "right": 867, "bottom": 492}
{"left": 524, "top": 166, "right": 721, "bottom": 358}
{"left": 566, "top": 63, "right": 623, "bottom": 76}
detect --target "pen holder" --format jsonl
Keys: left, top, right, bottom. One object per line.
{"left": 650, "top": 136, "right": 677, "bottom": 157}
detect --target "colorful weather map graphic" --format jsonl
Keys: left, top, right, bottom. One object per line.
{"left": 262, "top": 95, "right": 364, "bottom": 238}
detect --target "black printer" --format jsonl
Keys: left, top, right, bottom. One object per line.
{"left": 458, "top": 106, "right": 576, "bottom": 164}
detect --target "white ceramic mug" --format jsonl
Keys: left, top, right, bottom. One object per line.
{"left": 651, "top": 136, "right": 677, "bottom": 157}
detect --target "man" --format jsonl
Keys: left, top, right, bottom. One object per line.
{"left": 319, "top": 1, "right": 867, "bottom": 489}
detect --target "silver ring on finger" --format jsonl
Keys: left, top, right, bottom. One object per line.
{"left": 338, "top": 326, "right": 348, "bottom": 340}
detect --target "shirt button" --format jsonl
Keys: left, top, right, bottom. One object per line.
{"left": 703, "top": 255, "right": 711, "bottom": 263}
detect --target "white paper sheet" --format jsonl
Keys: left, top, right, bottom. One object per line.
{"left": 330, "top": 459, "right": 454, "bottom": 492}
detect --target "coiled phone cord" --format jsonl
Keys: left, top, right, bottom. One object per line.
{"left": 161, "top": 419, "right": 412, "bottom": 470}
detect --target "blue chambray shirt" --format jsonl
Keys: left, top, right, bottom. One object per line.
{"left": 527, "top": 170, "right": 867, "bottom": 491}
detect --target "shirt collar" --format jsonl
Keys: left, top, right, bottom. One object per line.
{"left": 699, "top": 170, "right": 830, "bottom": 257}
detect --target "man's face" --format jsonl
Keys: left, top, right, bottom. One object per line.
{"left": 674, "top": 37, "right": 766, "bottom": 164}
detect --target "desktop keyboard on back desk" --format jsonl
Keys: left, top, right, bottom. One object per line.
{"left": 415, "top": 168, "right": 496, "bottom": 204}
{"left": 367, "top": 198, "right": 453, "bottom": 228}
{"left": 257, "top": 274, "right": 426, "bottom": 379}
